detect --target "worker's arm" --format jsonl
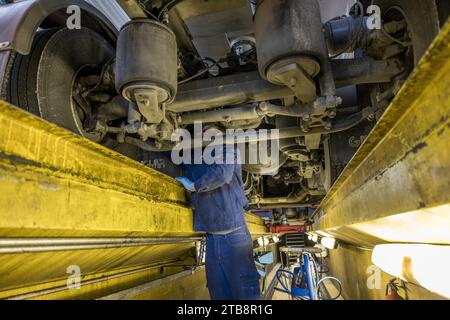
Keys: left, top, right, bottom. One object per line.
{"left": 194, "top": 147, "right": 236, "bottom": 193}
{"left": 194, "top": 163, "right": 235, "bottom": 193}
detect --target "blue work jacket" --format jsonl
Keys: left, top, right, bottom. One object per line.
{"left": 183, "top": 147, "right": 249, "bottom": 233}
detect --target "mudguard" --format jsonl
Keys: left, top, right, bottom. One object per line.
{"left": 0, "top": 0, "right": 118, "bottom": 55}
{"left": 0, "top": 0, "right": 118, "bottom": 97}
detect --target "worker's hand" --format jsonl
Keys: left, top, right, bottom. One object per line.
{"left": 175, "top": 177, "right": 196, "bottom": 192}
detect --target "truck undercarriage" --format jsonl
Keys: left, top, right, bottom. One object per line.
{"left": 0, "top": 0, "right": 448, "bottom": 221}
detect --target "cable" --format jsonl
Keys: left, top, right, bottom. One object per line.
{"left": 276, "top": 268, "right": 308, "bottom": 300}
{"left": 316, "top": 276, "right": 343, "bottom": 300}
{"left": 276, "top": 268, "right": 313, "bottom": 300}
{"left": 275, "top": 254, "right": 343, "bottom": 300}
{"left": 381, "top": 25, "right": 412, "bottom": 47}
{"left": 178, "top": 58, "right": 220, "bottom": 85}
{"left": 157, "top": 0, "right": 179, "bottom": 20}
{"left": 317, "top": 257, "right": 330, "bottom": 274}
{"left": 276, "top": 269, "right": 296, "bottom": 294}
{"left": 137, "top": 0, "right": 159, "bottom": 20}
{"left": 311, "top": 254, "right": 343, "bottom": 300}
{"left": 137, "top": 0, "right": 179, "bottom": 21}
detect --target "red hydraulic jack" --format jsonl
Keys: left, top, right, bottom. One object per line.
{"left": 270, "top": 225, "right": 306, "bottom": 234}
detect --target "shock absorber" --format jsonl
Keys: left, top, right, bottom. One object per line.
{"left": 115, "top": 19, "right": 178, "bottom": 126}
{"left": 254, "top": 0, "right": 329, "bottom": 104}
{"left": 323, "top": 15, "right": 370, "bottom": 57}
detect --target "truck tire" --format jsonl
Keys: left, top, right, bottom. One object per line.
{"left": 4, "top": 27, "right": 115, "bottom": 142}
{"left": 371, "top": 0, "right": 440, "bottom": 65}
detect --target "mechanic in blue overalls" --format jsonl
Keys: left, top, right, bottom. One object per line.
{"left": 176, "top": 126, "right": 260, "bottom": 300}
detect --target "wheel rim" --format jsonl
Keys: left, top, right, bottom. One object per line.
{"left": 71, "top": 64, "right": 108, "bottom": 142}
{"left": 36, "top": 28, "right": 115, "bottom": 142}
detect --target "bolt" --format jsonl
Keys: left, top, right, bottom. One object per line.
{"left": 0, "top": 41, "right": 10, "bottom": 49}
{"left": 328, "top": 110, "right": 337, "bottom": 119}
{"left": 161, "top": 11, "right": 170, "bottom": 25}
{"left": 138, "top": 97, "right": 149, "bottom": 107}
{"left": 290, "top": 77, "right": 297, "bottom": 87}
{"left": 259, "top": 103, "right": 268, "bottom": 112}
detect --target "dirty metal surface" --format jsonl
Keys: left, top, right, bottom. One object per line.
{"left": 0, "top": 98, "right": 267, "bottom": 299}
{"left": 313, "top": 21, "right": 450, "bottom": 246}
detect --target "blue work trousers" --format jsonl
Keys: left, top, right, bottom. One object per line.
{"left": 205, "top": 226, "right": 261, "bottom": 300}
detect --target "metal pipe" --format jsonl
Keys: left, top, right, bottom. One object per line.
{"left": 0, "top": 237, "right": 202, "bottom": 246}
{"left": 0, "top": 237, "right": 201, "bottom": 254}
{"left": 179, "top": 105, "right": 262, "bottom": 125}
{"left": 192, "top": 106, "right": 373, "bottom": 147}
{"left": 178, "top": 102, "right": 306, "bottom": 125}
{"left": 167, "top": 71, "right": 294, "bottom": 113}
{"left": 168, "top": 58, "right": 400, "bottom": 113}
{"left": 256, "top": 203, "right": 317, "bottom": 209}
{"left": 259, "top": 102, "right": 306, "bottom": 117}
{"left": 250, "top": 189, "right": 309, "bottom": 206}
{"left": 122, "top": 106, "right": 372, "bottom": 152}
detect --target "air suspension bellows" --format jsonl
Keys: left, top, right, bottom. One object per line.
{"left": 115, "top": 19, "right": 178, "bottom": 124}
{"left": 255, "top": 0, "right": 328, "bottom": 103}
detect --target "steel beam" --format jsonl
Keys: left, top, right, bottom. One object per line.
{"left": 169, "top": 57, "right": 401, "bottom": 113}
{"left": 0, "top": 99, "right": 266, "bottom": 237}
{"left": 0, "top": 97, "right": 267, "bottom": 299}
{"left": 99, "top": 266, "right": 209, "bottom": 300}
{"left": 313, "top": 21, "right": 450, "bottom": 246}
{"left": 2, "top": 252, "right": 195, "bottom": 300}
